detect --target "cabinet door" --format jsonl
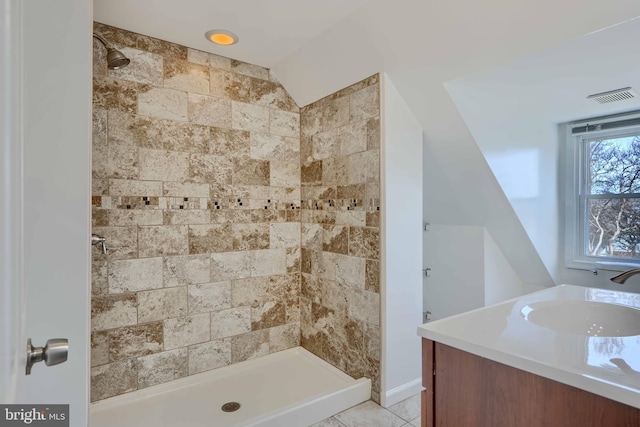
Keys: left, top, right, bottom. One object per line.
{"left": 421, "top": 339, "right": 434, "bottom": 427}
{"left": 433, "top": 342, "right": 640, "bottom": 426}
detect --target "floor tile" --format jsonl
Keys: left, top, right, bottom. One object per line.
{"left": 334, "top": 401, "right": 406, "bottom": 427}
{"left": 387, "top": 394, "right": 421, "bottom": 421}
{"left": 311, "top": 417, "right": 346, "bottom": 427}
{"left": 410, "top": 416, "right": 421, "bottom": 426}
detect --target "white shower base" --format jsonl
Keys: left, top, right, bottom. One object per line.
{"left": 89, "top": 347, "right": 371, "bottom": 427}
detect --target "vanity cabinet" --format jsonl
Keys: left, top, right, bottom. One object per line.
{"left": 421, "top": 339, "right": 640, "bottom": 426}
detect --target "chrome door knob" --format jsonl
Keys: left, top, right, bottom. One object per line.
{"left": 26, "top": 338, "right": 68, "bottom": 375}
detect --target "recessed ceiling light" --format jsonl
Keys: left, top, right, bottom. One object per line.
{"left": 205, "top": 29, "right": 238, "bottom": 46}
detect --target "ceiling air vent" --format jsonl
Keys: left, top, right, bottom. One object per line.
{"left": 587, "top": 87, "right": 638, "bottom": 104}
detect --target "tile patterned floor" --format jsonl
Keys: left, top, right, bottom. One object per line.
{"left": 312, "top": 394, "right": 421, "bottom": 427}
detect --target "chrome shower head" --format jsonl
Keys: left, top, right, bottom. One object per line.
{"left": 93, "top": 33, "right": 130, "bottom": 70}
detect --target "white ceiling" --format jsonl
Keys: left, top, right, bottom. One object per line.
{"left": 93, "top": 0, "right": 370, "bottom": 68}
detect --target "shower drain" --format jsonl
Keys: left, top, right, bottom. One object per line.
{"left": 221, "top": 402, "right": 241, "bottom": 412}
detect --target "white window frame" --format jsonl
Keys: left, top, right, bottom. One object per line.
{"left": 564, "top": 110, "right": 640, "bottom": 272}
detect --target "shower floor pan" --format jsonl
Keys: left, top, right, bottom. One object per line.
{"left": 90, "top": 346, "right": 371, "bottom": 427}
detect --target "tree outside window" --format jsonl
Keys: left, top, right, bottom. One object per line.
{"left": 585, "top": 134, "right": 640, "bottom": 260}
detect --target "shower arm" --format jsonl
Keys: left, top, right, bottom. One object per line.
{"left": 92, "top": 33, "right": 111, "bottom": 50}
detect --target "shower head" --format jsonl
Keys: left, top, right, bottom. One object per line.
{"left": 92, "top": 33, "right": 130, "bottom": 70}
{"left": 105, "top": 48, "right": 130, "bottom": 70}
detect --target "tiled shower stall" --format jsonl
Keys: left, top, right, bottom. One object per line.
{"left": 90, "top": 22, "right": 381, "bottom": 403}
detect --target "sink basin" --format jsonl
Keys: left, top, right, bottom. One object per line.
{"left": 520, "top": 300, "right": 640, "bottom": 337}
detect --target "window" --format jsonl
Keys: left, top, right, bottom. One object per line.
{"left": 565, "top": 111, "right": 640, "bottom": 270}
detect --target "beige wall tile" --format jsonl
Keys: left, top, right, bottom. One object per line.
{"left": 270, "top": 160, "right": 300, "bottom": 188}
{"left": 138, "top": 86, "right": 188, "bottom": 121}
{"left": 93, "top": 109, "right": 107, "bottom": 146}
{"left": 311, "top": 128, "right": 339, "bottom": 160}
{"left": 108, "top": 257, "right": 163, "bottom": 293}
{"left": 210, "top": 251, "right": 251, "bottom": 281}
{"left": 108, "top": 209, "right": 163, "bottom": 226}
{"left": 92, "top": 226, "right": 138, "bottom": 260}
{"left": 91, "top": 255, "right": 108, "bottom": 296}
{"left": 93, "top": 77, "right": 137, "bottom": 113}
{"left": 323, "top": 225, "right": 349, "bottom": 255}
{"left": 336, "top": 210, "right": 366, "bottom": 227}
{"left": 108, "top": 47, "right": 163, "bottom": 86}
{"left": 251, "top": 300, "right": 286, "bottom": 330}
{"left": 321, "top": 96, "right": 349, "bottom": 131}
{"left": 138, "top": 225, "right": 189, "bottom": 257}
{"left": 365, "top": 260, "right": 380, "bottom": 293}
{"left": 163, "top": 182, "right": 210, "bottom": 198}
{"left": 321, "top": 280, "right": 349, "bottom": 314}
{"left": 136, "top": 35, "right": 188, "bottom": 60}
{"left": 210, "top": 69, "right": 251, "bottom": 102}
{"left": 269, "top": 323, "right": 300, "bottom": 353}
{"left": 231, "top": 102, "right": 269, "bottom": 133}
{"left": 210, "top": 306, "right": 251, "bottom": 339}
{"left": 251, "top": 249, "right": 287, "bottom": 277}
{"left": 188, "top": 281, "right": 232, "bottom": 314}
{"left": 109, "top": 179, "right": 163, "bottom": 196}
{"left": 232, "top": 223, "right": 269, "bottom": 251}
{"left": 139, "top": 148, "right": 190, "bottom": 182}
{"left": 90, "top": 359, "right": 137, "bottom": 402}
{"left": 232, "top": 158, "right": 270, "bottom": 186}
{"left": 311, "top": 250, "right": 336, "bottom": 281}
{"left": 91, "top": 294, "right": 137, "bottom": 331}
{"left": 163, "top": 313, "right": 210, "bottom": 349}
{"left": 164, "top": 57, "right": 209, "bottom": 94}
{"left": 163, "top": 254, "right": 211, "bottom": 286}
{"left": 93, "top": 145, "right": 139, "bottom": 180}
{"left": 188, "top": 339, "right": 231, "bottom": 375}
{"left": 250, "top": 132, "right": 286, "bottom": 160}
{"left": 91, "top": 331, "right": 109, "bottom": 367}
{"left": 210, "top": 127, "right": 250, "bottom": 158}
{"left": 348, "top": 288, "right": 380, "bottom": 325}
{"left": 251, "top": 79, "right": 298, "bottom": 113}
{"left": 163, "top": 209, "right": 211, "bottom": 225}
{"left": 286, "top": 247, "right": 301, "bottom": 273}
{"left": 187, "top": 48, "right": 231, "bottom": 70}
{"left": 188, "top": 93, "right": 232, "bottom": 128}
{"left": 322, "top": 156, "right": 348, "bottom": 186}
{"left": 350, "top": 84, "right": 379, "bottom": 122}
{"left": 137, "top": 348, "right": 188, "bottom": 389}
{"left": 348, "top": 149, "right": 379, "bottom": 184}
{"left": 137, "top": 287, "right": 188, "bottom": 323}
{"left": 336, "top": 255, "right": 366, "bottom": 288}
{"left": 231, "top": 329, "right": 269, "bottom": 363}
{"left": 108, "top": 322, "right": 163, "bottom": 361}
{"left": 188, "top": 224, "right": 233, "bottom": 254}
{"left": 230, "top": 60, "right": 269, "bottom": 80}
{"left": 269, "top": 108, "right": 300, "bottom": 137}
{"left": 339, "top": 119, "right": 368, "bottom": 156}
{"left": 270, "top": 222, "right": 301, "bottom": 248}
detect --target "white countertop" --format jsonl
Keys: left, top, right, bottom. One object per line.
{"left": 417, "top": 284, "right": 640, "bottom": 409}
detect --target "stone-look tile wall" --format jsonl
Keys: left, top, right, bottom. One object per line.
{"left": 299, "top": 75, "right": 382, "bottom": 402}
{"left": 90, "top": 23, "right": 301, "bottom": 402}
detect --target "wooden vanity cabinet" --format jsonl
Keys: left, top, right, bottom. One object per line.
{"left": 421, "top": 338, "right": 640, "bottom": 427}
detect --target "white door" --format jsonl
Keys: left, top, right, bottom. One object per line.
{"left": 1, "top": 1, "right": 92, "bottom": 425}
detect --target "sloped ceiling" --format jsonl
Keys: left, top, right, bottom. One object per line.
{"left": 93, "top": 0, "right": 640, "bottom": 286}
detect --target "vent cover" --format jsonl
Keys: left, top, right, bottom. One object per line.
{"left": 587, "top": 87, "right": 638, "bottom": 104}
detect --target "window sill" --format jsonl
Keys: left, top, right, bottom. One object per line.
{"left": 566, "top": 259, "right": 640, "bottom": 273}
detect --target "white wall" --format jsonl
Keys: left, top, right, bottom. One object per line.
{"left": 423, "top": 225, "right": 485, "bottom": 320}
{"left": 483, "top": 229, "right": 532, "bottom": 305}
{"left": 380, "top": 74, "right": 423, "bottom": 407}
{"left": 23, "top": 0, "right": 91, "bottom": 424}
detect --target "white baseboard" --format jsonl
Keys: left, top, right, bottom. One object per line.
{"left": 382, "top": 378, "right": 424, "bottom": 407}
